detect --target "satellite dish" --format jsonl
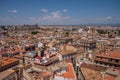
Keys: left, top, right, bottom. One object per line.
{"left": 38, "top": 42, "right": 43, "bottom": 48}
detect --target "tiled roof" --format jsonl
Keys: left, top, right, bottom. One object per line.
{"left": 102, "top": 74, "right": 116, "bottom": 80}
{"left": 0, "top": 57, "right": 19, "bottom": 72}
{"left": 0, "top": 69, "right": 15, "bottom": 80}
{"left": 60, "top": 50, "right": 76, "bottom": 55}
{"left": 81, "top": 67, "right": 102, "bottom": 80}
{"left": 36, "top": 55, "right": 41, "bottom": 59}
{"left": 41, "top": 72, "right": 51, "bottom": 78}
{"left": 97, "top": 50, "right": 120, "bottom": 59}
{"left": 56, "top": 63, "right": 76, "bottom": 79}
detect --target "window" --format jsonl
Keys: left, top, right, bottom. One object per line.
{"left": 114, "top": 32, "right": 117, "bottom": 34}
{"left": 115, "top": 60, "right": 119, "bottom": 63}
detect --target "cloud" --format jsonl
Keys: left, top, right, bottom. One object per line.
{"left": 50, "top": 11, "right": 61, "bottom": 20}
{"left": 63, "top": 16, "right": 70, "bottom": 19}
{"left": 95, "top": 16, "right": 113, "bottom": 21}
{"left": 28, "top": 9, "right": 70, "bottom": 24}
{"left": 37, "top": 10, "right": 71, "bottom": 24}
{"left": 8, "top": 10, "right": 17, "bottom": 13}
{"left": 40, "top": 15, "right": 52, "bottom": 20}
{"left": 29, "top": 17, "right": 36, "bottom": 21}
{"left": 106, "top": 16, "right": 112, "bottom": 19}
{"left": 41, "top": 8, "right": 48, "bottom": 12}
{"left": 63, "top": 9, "right": 67, "bottom": 12}
{"left": 39, "top": 10, "right": 70, "bottom": 22}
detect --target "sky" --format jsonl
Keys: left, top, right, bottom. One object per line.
{"left": 0, "top": 0, "right": 120, "bottom": 25}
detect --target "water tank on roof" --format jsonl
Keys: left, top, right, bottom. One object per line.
{"left": 78, "top": 29, "right": 83, "bottom": 33}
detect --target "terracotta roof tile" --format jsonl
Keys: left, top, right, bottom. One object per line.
{"left": 102, "top": 75, "right": 116, "bottom": 80}
{"left": 41, "top": 72, "right": 51, "bottom": 78}
{"left": 56, "top": 63, "right": 76, "bottom": 79}
{"left": 97, "top": 50, "right": 120, "bottom": 59}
